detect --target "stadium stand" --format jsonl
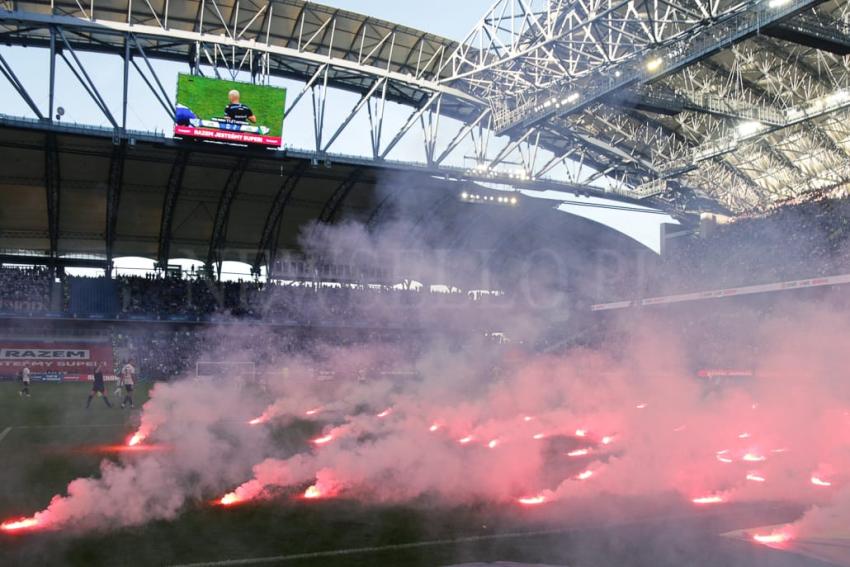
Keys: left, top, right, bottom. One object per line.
{"left": 659, "top": 197, "right": 850, "bottom": 294}
{"left": 0, "top": 266, "right": 53, "bottom": 313}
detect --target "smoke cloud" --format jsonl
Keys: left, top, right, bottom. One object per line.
{"left": 4, "top": 217, "right": 849, "bottom": 558}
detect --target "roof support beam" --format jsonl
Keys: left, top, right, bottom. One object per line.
{"left": 476, "top": 0, "right": 820, "bottom": 134}
{"left": 317, "top": 168, "right": 363, "bottom": 224}
{"left": 207, "top": 157, "right": 250, "bottom": 276}
{"left": 253, "top": 161, "right": 308, "bottom": 277}
{"left": 0, "top": 49, "right": 43, "bottom": 119}
{"left": 56, "top": 27, "right": 119, "bottom": 129}
{"left": 44, "top": 132, "right": 60, "bottom": 261}
{"left": 157, "top": 150, "right": 189, "bottom": 269}
{"left": 105, "top": 140, "right": 126, "bottom": 276}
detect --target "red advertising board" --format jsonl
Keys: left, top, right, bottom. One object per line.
{"left": 174, "top": 125, "right": 281, "bottom": 147}
{"left": 0, "top": 340, "right": 114, "bottom": 378}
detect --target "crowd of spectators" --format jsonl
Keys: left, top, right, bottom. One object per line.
{"left": 0, "top": 266, "right": 510, "bottom": 328}
{"left": 657, "top": 195, "right": 850, "bottom": 293}
{"left": 111, "top": 274, "right": 509, "bottom": 326}
{"left": 0, "top": 266, "right": 53, "bottom": 312}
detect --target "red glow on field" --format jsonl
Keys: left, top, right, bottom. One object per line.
{"left": 692, "top": 495, "right": 724, "bottom": 505}
{"left": 575, "top": 429, "right": 587, "bottom": 437}
{"left": 219, "top": 492, "right": 241, "bottom": 506}
{"left": 746, "top": 473, "right": 766, "bottom": 483}
{"left": 459, "top": 435, "right": 474, "bottom": 445}
{"left": 488, "top": 439, "right": 499, "bottom": 449}
{"left": 517, "top": 495, "right": 547, "bottom": 506}
{"left": 376, "top": 408, "right": 392, "bottom": 418}
{"left": 753, "top": 532, "right": 791, "bottom": 545}
{"left": 312, "top": 434, "right": 334, "bottom": 445}
{"left": 532, "top": 433, "right": 545, "bottom": 440}
{"left": 81, "top": 443, "right": 169, "bottom": 455}
{"left": 1, "top": 516, "right": 39, "bottom": 532}
{"left": 429, "top": 423, "right": 440, "bottom": 432}
{"left": 567, "top": 448, "right": 590, "bottom": 457}
{"left": 577, "top": 470, "right": 594, "bottom": 480}
{"left": 303, "top": 485, "right": 322, "bottom": 499}
{"left": 742, "top": 453, "right": 766, "bottom": 462}
{"left": 811, "top": 476, "right": 832, "bottom": 487}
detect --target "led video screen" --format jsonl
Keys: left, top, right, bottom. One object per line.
{"left": 174, "top": 74, "right": 286, "bottom": 147}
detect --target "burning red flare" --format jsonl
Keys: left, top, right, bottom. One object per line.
{"left": 577, "top": 470, "right": 593, "bottom": 480}
{"left": 248, "top": 415, "right": 267, "bottom": 426}
{"left": 575, "top": 429, "right": 587, "bottom": 437}
{"left": 127, "top": 430, "right": 146, "bottom": 447}
{"left": 429, "top": 423, "right": 440, "bottom": 432}
{"left": 305, "top": 407, "right": 321, "bottom": 416}
{"left": 601, "top": 435, "right": 614, "bottom": 445}
{"left": 517, "top": 495, "right": 547, "bottom": 505}
{"left": 811, "top": 475, "right": 832, "bottom": 487}
{"left": 753, "top": 532, "right": 791, "bottom": 545}
{"left": 376, "top": 408, "right": 392, "bottom": 418}
{"left": 692, "top": 495, "right": 724, "bottom": 505}
{"left": 303, "top": 485, "right": 322, "bottom": 499}
{"left": 532, "top": 433, "right": 545, "bottom": 440}
{"left": 488, "top": 439, "right": 499, "bottom": 449}
{"left": 746, "top": 473, "right": 766, "bottom": 483}
{"left": 1, "top": 516, "right": 39, "bottom": 532}
{"left": 636, "top": 403, "right": 648, "bottom": 409}
{"left": 458, "top": 435, "right": 474, "bottom": 445}
{"left": 567, "top": 448, "right": 590, "bottom": 457}
{"left": 742, "top": 453, "right": 766, "bottom": 462}
{"left": 312, "top": 434, "right": 334, "bottom": 445}
{"left": 219, "top": 492, "right": 241, "bottom": 506}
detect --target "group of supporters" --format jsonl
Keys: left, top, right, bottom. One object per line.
{"left": 0, "top": 266, "right": 52, "bottom": 312}
{"left": 658, "top": 195, "right": 850, "bottom": 293}
{"left": 0, "top": 266, "right": 508, "bottom": 324}
{"left": 112, "top": 275, "right": 506, "bottom": 323}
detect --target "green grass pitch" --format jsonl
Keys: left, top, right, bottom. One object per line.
{"left": 0, "top": 383, "right": 796, "bottom": 567}
{"left": 0, "top": 382, "right": 560, "bottom": 567}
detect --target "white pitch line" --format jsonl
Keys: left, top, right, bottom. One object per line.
{"left": 0, "top": 426, "right": 12, "bottom": 446}
{"left": 167, "top": 528, "right": 573, "bottom": 567}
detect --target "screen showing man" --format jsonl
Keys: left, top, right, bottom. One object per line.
{"left": 173, "top": 74, "right": 286, "bottom": 147}
{"left": 225, "top": 90, "right": 256, "bottom": 124}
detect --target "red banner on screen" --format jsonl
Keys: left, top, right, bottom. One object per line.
{"left": 174, "top": 125, "right": 281, "bottom": 147}
{"left": 0, "top": 341, "right": 114, "bottom": 376}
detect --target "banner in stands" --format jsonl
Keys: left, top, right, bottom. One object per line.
{"left": 0, "top": 341, "right": 114, "bottom": 379}
{"left": 173, "top": 74, "right": 286, "bottom": 147}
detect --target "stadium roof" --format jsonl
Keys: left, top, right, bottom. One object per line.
{"left": 0, "top": 120, "right": 649, "bottom": 283}
{"left": 2, "top": 0, "right": 849, "bottom": 231}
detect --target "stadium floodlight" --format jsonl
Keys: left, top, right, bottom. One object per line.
{"left": 646, "top": 57, "right": 663, "bottom": 72}
{"left": 736, "top": 121, "right": 763, "bottom": 136}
